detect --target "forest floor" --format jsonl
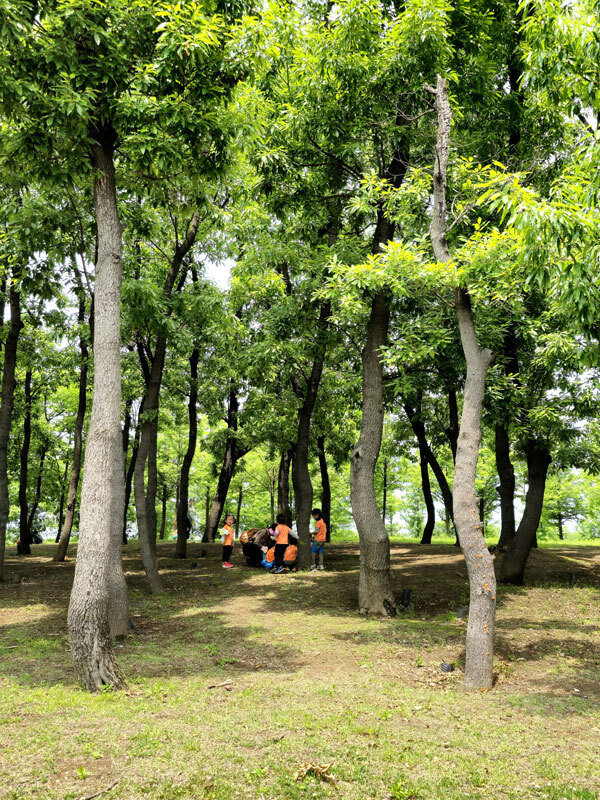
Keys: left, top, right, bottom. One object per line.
{"left": 0, "top": 540, "right": 599, "bottom": 800}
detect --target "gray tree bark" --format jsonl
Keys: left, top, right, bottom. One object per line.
{"left": 18, "top": 369, "right": 33, "bottom": 554}
{"left": 429, "top": 75, "right": 495, "bottom": 689}
{"left": 67, "top": 129, "right": 127, "bottom": 690}
{"left": 0, "top": 279, "right": 23, "bottom": 581}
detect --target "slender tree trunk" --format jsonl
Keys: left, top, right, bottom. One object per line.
{"left": 381, "top": 458, "right": 388, "bottom": 523}
{"left": 291, "top": 302, "right": 331, "bottom": 569}
{"left": 499, "top": 441, "right": 551, "bottom": 584}
{"left": 236, "top": 484, "right": 243, "bottom": 536}
{"left": 176, "top": 346, "right": 199, "bottom": 558}
{"left": 18, "top": 370, "right": 33, "bottom": 555}
{"left": 203, "top": 486, "right": 210, "bottom": 542}
{"left": 123, "top": 413, "right": 140, "bottom": 545}
{"left": 159, "top": 482, "right": 167, "bottom": 540}
{"left": 55, "top": 289, "right": 89, "bottom": 562}
{"left": 134, "top": 214, "right": 200, "bottom": 587}
{"left": 56, "top": 455, "right": 70, "bottom": 543}
{"left": 205, "top": 388, "right": 247, "bottom": 541}
{"left": 419, "top": 444, "right": 436, "bottom": 544}
{"left": 27, "top": 445, "right": 47, "bottom": 534}
{"left": 495, "top": 423, "right": 516, "bottom": 548}
{"left": 67, "top": 130, "right": 127, "bottom": 690}
{"left": 430, "top": 75, "right": 495, "bottom": 689}
{"left": 317, "top": 435, "right": 331, "bottom": 542}
{"left": 557, "top": 511, "right": 563, "bottom": 540}
{"left": 403, "top": 399, "right": 454, "bottom": 529}
{"left": 277, "top": 448, "right": 293, "bottom": 526}
{"left": 0, "top": 279, "right": 22, "bottom": 580}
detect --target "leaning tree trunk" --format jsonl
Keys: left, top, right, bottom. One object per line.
{"left": 18, "top": 369, "right": 33, "bottom": 554}
{"left": 277, "top": 447, "right": 293, "bottom": 527}
{"left": 419, "top": 443, "right": 436, "bottom": 544}
{"left": 159, "top": 482, "right": 167, "bottom": 540}
{"left": 317, "top": 435, "right": 331, "bottom": 542}
{"left": 55, "top": 288, "right": 89, "bottom": 562}
{"left": 205, "top": 388, "right": 247, "bottom": 541}
{"left": 499, "top": 440, "right": 551, "bottom": 584}
{"left": 0, "top": 280, "right": 22, "bottom": 581}
{"left": 350, "top": 292, "right": 396, "bottom": 615}
{"left": 176, "top": 346, "right": 199, "bottom": 558}
{"left": 67, "top": 130, "right": 127, "bottom": 690}
{"left": 291, "top": 302, "right": 330, "bottom": 569}
{"left": 495, "top": 423, "right": 516, "bottom": 548}
{"left": 430, "top": 75, "right": 495, "bottom": 689}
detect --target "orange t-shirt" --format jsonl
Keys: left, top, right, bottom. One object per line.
{"left": 284, "top": 544, "right": 298, "bottom": 563}
{"left": 314, "top": 518, "right": 327, "bottom": 542}
{"left": 266, "top": 546, "right": 275, "bottom": 563}
{"left": 275, "top": 524, "right": 291, "bottom": 545}
{"left": 221, "top": 524, "right": 234, "bottom": 547}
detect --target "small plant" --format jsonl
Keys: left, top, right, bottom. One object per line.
{"left": 75, "top": 765, "right": 88, "bottom": 780}
{"left": 389, "top": 776, "right": 422, "bottom": 799}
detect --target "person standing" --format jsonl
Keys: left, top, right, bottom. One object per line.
{"left": 221, "top": 513, "right": 236, "bottom": 569}
{"left": 310, "top": 508, "right": 327, "bottom": 571}
{"left": 273, "top": 513, "right": 292, "bottom": 574}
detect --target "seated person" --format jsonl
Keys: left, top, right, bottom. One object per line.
{"left": 283, "top": 543, "right": 298, "bottom": 571}
{"left": 261, "top": 545, "right": 275, "bottom": 569}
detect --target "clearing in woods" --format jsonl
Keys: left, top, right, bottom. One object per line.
{"left": 0, "top": 541, "right": 599, "bottom": 800}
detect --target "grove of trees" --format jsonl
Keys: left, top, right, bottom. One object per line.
{"left": 1, "top": 0, "right": 599, "bottom": 691}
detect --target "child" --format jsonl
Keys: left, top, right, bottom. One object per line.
{"left": 283, "top": 542, "right": 298, "bottom": 571}
{"left": 310, "top": 508, "right": 327, "bottom": 571}
{"left": 220, "top": 513, "right": 236, "bottom": 568}
{"left": 273, "top": 512, "right": 292, "bottom": 574}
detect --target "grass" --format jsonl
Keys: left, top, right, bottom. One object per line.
{"left": 0, "top": 540, "right": 599, "bottom": 799}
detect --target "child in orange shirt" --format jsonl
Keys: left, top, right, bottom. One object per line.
{"left": 310, "top": 508, "right": 327, "bottom": 571}
{"left": 273, "top": 512, "right": 292, "bottom": 574}
{"left": 221, "top": 513, "right": 236, "bottom": 568}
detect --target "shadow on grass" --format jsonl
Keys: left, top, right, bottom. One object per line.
{"left": 1, "top": 541, "right": 599, "bottom": 698}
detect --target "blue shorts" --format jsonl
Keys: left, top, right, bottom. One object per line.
{"left": 311, "top": 540, "right": 324, "bottom": 554}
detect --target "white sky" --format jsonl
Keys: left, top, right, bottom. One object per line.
{"left": 204, "top": 258, "right": 233, "bottom": 290}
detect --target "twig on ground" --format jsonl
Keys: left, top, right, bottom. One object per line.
{"left": 78, "top": 778, "right": 120, "bottom": 800}
{"left": 208, "top": 679, "right": 234, "bottom": 689}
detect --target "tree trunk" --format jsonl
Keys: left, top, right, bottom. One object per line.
{"left": 27, "top": 444, "right": 47, "bottom": 534}
{"left": 317, "top": 435, "right": 332, "bottom": 542}
{"left": 430, "top": 75, "right": 495, "bottom": 689}
{"left": 158, "top": 481, "right": 167, "bottom": 540}
{"left": 419, "top": 444, "right": 436, "bottom": 544}
{"left": 403, "top": 399, "right": 454, "bottom": 529}
{"left": 277, "top": 448, "right": 293, "bottom": 526}
{"left": 0, "top": 279, "right": 22, "bottom": 580}
{"left": 203, "top": 485, "right": 210, "bottom": 542}
{"left": 176, "top": 346, "right": 199, "bottom": 558}
{"left": 499, "top": 440, "right": 551, "bottom": 584}
{"left": 56, "top": 455, "right": 70, "bottom": 543}
{"left": 291, "top": 302, "right": 331, "bottom": 569}
{"left": 236, "top": 484, "right": 243, "bottom": 536}
{"left": 123, "top": 414, "right": 140, "bottom": 545}
{"left": 18, "top": 369, "right": 33, "bottom": 555}
{"left": 557, "top": 511, "right": 563, "bottom": 540}
{"left": 134, "top": 214, "right": 200, "bottom": 588}
{"left": 205, "top": 388, "right": 247, "bottom": 541}
{"left": 55, "top": 288, "right": 89, "bottom": 562}
{"left": 351, "top": 292, "right": 396, "bottom": 615}
{"left": 381, "top": 458, "right": 388, "bottom": 524}
{"left": 67, "top": 130, "right": 127, "bottom": 690}
{"left": 495, "top": 423, "right": 516, "bottom": 548}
